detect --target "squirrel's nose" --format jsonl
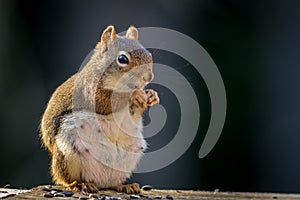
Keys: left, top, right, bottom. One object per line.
{"left": 143, "top": 72, "right": 154, "bottom": 82}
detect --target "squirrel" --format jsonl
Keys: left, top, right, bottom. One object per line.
{"left": 40, "top": 25, "right": 159, "bottom": 194}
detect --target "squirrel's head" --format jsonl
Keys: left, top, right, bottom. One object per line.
{"left": 94, "top": 25, "right": 153, "bottom": 92}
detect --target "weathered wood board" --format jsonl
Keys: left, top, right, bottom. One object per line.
{"left": 1, "top": 185, "right": 300, "bottom": 200}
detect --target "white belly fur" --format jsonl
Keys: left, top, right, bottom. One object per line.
{"left": 56, "top": 108, "right": 146, "bottom": 188}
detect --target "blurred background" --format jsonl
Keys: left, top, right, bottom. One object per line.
{"left": 1, "top": 0, "right": 300, "bottom": 194}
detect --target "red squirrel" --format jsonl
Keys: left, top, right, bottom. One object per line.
{"left": 40, "top": 25, "right": 159, "bottom": 194}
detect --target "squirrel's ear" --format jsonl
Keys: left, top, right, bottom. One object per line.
{"left": 101, "top": 25, "right": 117, "bottom": 43}
{"left": 126, "top": 26, "right": 138, "bottom": 40}
{"left": 98, "top": 25, "right": 117, "bottom": 52}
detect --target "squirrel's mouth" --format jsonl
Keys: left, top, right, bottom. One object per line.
{"left": 127, "top": 83, "right": 144, "bottom": 90}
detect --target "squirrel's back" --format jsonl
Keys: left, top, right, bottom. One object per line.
{"left": 41, "top": 74, "right": 77, "bottom": 152}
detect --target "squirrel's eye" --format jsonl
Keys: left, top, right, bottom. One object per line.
{"left": 117, "top": 54, "right": 129, "bottom": 66}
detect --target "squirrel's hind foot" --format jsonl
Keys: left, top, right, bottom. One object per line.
{"left": 68, "top": 181, "right": 99, "bottom": 194}
{"left": 112, "top": 183, "right": 140, "bottom": 194}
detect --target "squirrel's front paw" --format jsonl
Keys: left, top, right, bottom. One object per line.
{"left": 145, "top": 89, "right": 160, "bottom": 106}
{"left": 130, "top": 89, "right": 148, "bottom": 115}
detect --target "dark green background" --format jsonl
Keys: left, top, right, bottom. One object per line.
{"left": 0, "top": 0, "right": 299, "bottom": 193}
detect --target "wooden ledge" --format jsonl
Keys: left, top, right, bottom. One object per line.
{"left": 1, "top": 185, "right": 300, "bottom": 200}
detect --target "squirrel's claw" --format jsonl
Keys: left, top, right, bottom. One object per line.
{"left": 68, "top": 181, "right": 99, "bottom": 194}
{"left": 112, "top": 183, "right": 140, "bottom": 194}
{"left": 130, "top": 89, "right": 148, "bottom": 109}
{"left": 145, "top": 89, "right": 160, "bottom": 106}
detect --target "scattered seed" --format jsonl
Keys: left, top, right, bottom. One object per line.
{"left": 43, "top": 185, "right": 53, "bottom": 192}
{"left": 141, "top": 185, "right": 153, "bottom": 191}
{"left": 43, "top": 193, "right": 54, "bottom": 198}
{"left": 110, "top": 197, "right": 121, "bottom": 200}
{"left": 101, "top": 196, "right": 110, "bottom": 200}
{"left": 50, "top": 191, "right": 57, "bottom": 195}
{"left": 145, "top": 198, "right": 153, "bottom": 200}
{"left": 79, "top": 196, "right": 89, "bottom": 200}
{"left": 213, "top": 189, "right": 219, "bottom": 194}
{"left": 54, "top": 193, "right": 65, "bottom": 197}
{"left": 166, "top": 194, "right": 173, "bottom": 200}
{"left": 130, "top": 194, "right": 140, "bottom": 199}
{"left": 51, "top": 188, "right": 63, "bottom": 192}
{"left": 89, "top": 194, "right": 99, "bottom": 199}
{"left": 153, "top": 196, "right": 162, "bottom": 199}
{"left": 62, "top": 190, "right": 74, "bottom": 197}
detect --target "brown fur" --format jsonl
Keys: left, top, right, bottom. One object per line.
{"left": 94, "top": 84, "right": 131, "bottom": 115}
{"left": 51, "top": 143, "right": 71, "bottom": 185}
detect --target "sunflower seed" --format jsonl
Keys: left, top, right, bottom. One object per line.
{"left": 62, "top": 190, "right": 74, "bottom": 197}
{"left": 141, "top": 185, "right": 153, "bottom": 191}
{"left": 43, "top": 193, "right": 54, "bottom": 198}
{"left": 130, "top": 194, "right": 140, "bottom": 199}
{"left": 54, "top": 193, "right": 65, "bottom": 197}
